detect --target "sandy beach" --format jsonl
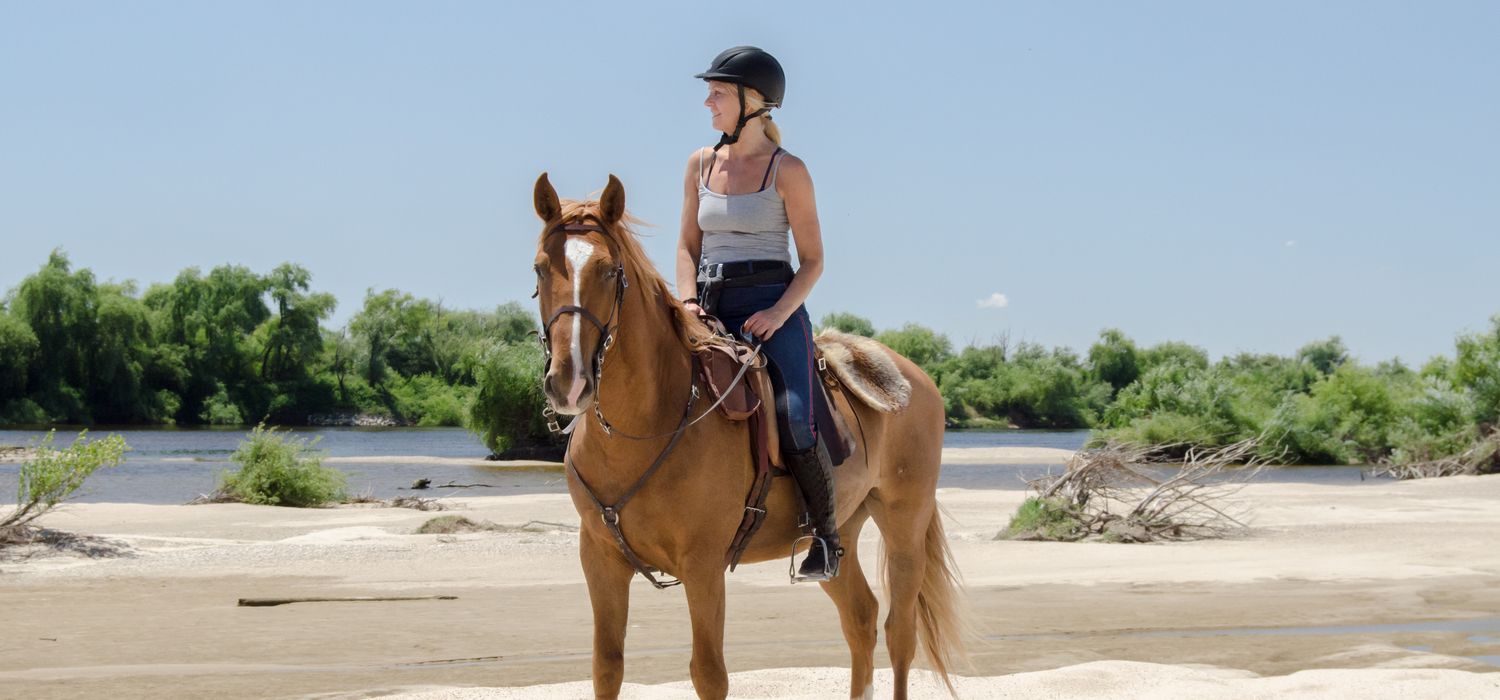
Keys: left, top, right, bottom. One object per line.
{"left": 2, "top": 447, "right": 1499, "bottom": 699}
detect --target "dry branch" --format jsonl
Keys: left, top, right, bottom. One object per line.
{"left": 1006, "top": 438, "right": 1263, "bottom": 543}
{"left": 237, "top": 595, "right": 457, "bottom": 607}
{"left": 1370, "top": 429, "right": 1500, "bottom": 480}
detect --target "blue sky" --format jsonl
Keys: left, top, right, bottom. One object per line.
{"left": 2, "top": 1, "right": 1496, "bottom": 365}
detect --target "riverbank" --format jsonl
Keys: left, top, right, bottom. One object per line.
{"left": 2, "top": 471, "right": 1498, "bottom": 698}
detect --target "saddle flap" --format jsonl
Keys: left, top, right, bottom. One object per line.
{"left": 815, "top": 348, "right": 858, "bottom": 467}
{"left": 696, "top": 343, "right": 762, "bottom": 422}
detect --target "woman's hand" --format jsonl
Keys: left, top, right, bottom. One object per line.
{"left": 741, "top": 306, "right": 792, "bottom": 341}
{"left": 683, "top": 300, "right": 705, "bottom": 317}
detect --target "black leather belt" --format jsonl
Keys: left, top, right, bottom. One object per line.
{"left": 704, "top": 259, "right": 791, "bottom": 279}
{"left": 695, "top": 260, "right": 794, "bottom": 316}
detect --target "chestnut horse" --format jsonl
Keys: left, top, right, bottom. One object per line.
{"left": 531, "top": 173, "right": 965, "bottom": 699}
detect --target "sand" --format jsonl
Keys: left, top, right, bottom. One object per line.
{"left": 2, "top": 450, "right": 1499, "bottom": 699}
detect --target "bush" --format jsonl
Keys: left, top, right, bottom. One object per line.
{"left": 1104, "top": 412, "right": 1229, "bottom": 452}
{"left": 0, "top": 398, "right": 52, "bottom": 425}
{"left": 200, "top": 384, "right": 244, "bottom": 425}
{"left": 999, "top": 497, "right": 1084, "bottom": 541}
{"left": 1257, "top": 394, "right": 1348, "bottom": 465}
{"left": 388, "top": 373, "right": 472, "bottom": 427}
{"left": 217, "top": 424, "right": 346, "bottom": 507}
{"left": 2, "top": 430, "right": 129, "bottom": 540}
{"left": 466, "top": 341, "right": 551, "bottom": 454}
{"left": 876, "top": 323, "right": 952, "bottom": 376}
{"left": 817, "top": 311, "right": 876, "bottom": 337}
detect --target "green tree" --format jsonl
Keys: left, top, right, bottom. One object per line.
{"left": 0, "top": 311, "right": 39, "bottom": 403}
{"left": 1454, "top": 314, "right": 1500, "bottom": 427}
{"left": 142, "top": 265, "right": 269, "bottom": 422}
{"left": 91, "top": 282, "right": 175, "bottom": 422}
{"left": 10, "top": 250, "right": 99, "bottom": 421}
{"left": 1297, "top": 336, "right": 1349, "bottom": 376}
{"left": 818, "top": 311, "right": 876, "bottom": 337}
{"left": 258, "top": 263, "right": 337, "bottom": 383}
{"left": 876, "top": 323, "right": 952, "bottom": 375}
{"left": 1087, "top": 329, "right": 1140, "bottom": 395}
{"left": 1140, "top": 341, "right": 1209, "bottom": 373}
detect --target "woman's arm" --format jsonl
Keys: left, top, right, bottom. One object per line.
{"left": 741, "top": 154, "right": 823, "bottom": 340}
{"left": 677, "top": 148, "right": 706, "bottom": 308}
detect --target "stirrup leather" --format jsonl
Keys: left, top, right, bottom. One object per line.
{"left": 789, "top": 533, "right": 844, "bottom": 583}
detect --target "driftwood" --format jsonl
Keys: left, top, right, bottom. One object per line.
{"left": 1005, "top": 439, "right": 1263, "bottom": 543}
{"left": 237, "top": 595, "right": 457, "bottom": 607}
{"left": 407, "top": 479, "right": 493, "bottom": 490}
{"left": 1370, "top": 429, "right": 1500, "bottom": 480}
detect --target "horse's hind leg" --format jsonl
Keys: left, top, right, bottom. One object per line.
{"left": 868, "top": 492, "right": 936, "bottom": 700}
{"left": 819, "top": 502, "right": 878, "bottom": 699}
{"left": 581, "top": 532, "right": 635, "bottom": 699}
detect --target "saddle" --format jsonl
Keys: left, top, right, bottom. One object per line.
{"left": 693, "top": 314, "right": 860, "bottom": 570}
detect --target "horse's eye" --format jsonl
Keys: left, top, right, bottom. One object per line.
{"left": 604, "top": 267, "right": 618, "bottom": 279}
{"left": 533, "top": 264, "right": 544, "bottom": 276}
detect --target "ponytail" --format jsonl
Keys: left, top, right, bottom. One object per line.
{"left": 743, "top": 88, "right": 782, "bottom": 145}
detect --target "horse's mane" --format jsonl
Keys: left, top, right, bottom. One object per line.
{"left": 543, "top": 199, "right": 726, "bottom": 354}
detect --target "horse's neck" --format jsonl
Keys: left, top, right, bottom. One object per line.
{"left": 572, "top": 283, "right": 697, "bottom": 484}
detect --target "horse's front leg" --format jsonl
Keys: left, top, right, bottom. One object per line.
{"left": 683, "top": 565, "right": 729, "bottom": 699}
{"left": 581, "top": 531, "right": 635, "bottom": 699}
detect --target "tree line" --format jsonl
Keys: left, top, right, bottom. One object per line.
{"left": 4, "top": 251, "right": 1498, "bottom": 466}
{"left": 834, "top": 313, "right": 1500, "bottom": 466}
{"left": 0, "top": 251, "right": 546, "bottom": 454}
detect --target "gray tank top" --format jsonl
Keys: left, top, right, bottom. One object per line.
{"left": 696, "top": 147, "right": 791, "bottom": 271}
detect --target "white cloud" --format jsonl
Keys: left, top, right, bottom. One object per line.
{"left": 977, "top": 292, "right": 1009, "bottom": 309}
{"left": 1285, "top": 240, "right": 1297, "bottom": 247}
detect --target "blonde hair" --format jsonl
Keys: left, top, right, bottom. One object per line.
{"left": 741, "top": 87, "right": 782, "bottom": 145}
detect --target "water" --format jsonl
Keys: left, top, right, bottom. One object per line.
{"left": 0, "top": 427, "right": 1371, "bottom": 505}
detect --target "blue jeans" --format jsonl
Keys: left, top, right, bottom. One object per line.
{"left": 711, "top": 283, "right": 819, "bottom": 452}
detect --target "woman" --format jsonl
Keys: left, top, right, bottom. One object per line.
{"left": 676, "top": 46, "right": 841, "bottom": 582}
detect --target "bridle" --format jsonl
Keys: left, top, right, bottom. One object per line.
{"left": 534, "top": 221, "right": 627, "bottom": 429}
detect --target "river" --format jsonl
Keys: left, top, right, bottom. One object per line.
{"left": 0, "top": 427, "right": 1371, "bottom": 505}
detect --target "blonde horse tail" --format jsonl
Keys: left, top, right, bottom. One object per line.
{"left": 885, "top": 503, "right": 973, "bottom": 695}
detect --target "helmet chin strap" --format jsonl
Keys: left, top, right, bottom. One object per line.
{"left": 713, "top": 83, "right": 770, "bottom": 153}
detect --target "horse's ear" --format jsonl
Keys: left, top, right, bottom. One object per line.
{"left": 599, "top": 174, "right": 625, "bottom": 225}
{"left": 534, "top": 172, "right": 561, "bottom": 222}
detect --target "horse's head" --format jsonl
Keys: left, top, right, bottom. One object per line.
{"left": 531, "top": 172, "right": 629, "bottom": 415}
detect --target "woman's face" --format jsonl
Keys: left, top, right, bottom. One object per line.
{"left": 704, "top": 81, "right": 740, "bottom": 133}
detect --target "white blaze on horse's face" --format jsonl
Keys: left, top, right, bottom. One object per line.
{"left": 556, "top": 238, "right": 597, "bottom": 413}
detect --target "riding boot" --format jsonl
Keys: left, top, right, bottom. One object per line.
{"left": 783, "top": 439, "right": 843, "bottom": 581}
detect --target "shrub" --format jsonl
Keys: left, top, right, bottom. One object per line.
{"left": 200, "top": 384, "right": 244, "bottom": 425}
{"left": 217, "top": 424, "right": 346, "bottom": 507}
{"left": 0, "top": 398, "right": 51, "bottom": 425}
{"left": 466, "top": 341, "right": 551, "bottom": 454}
{"left": 388, "top": 374, "right": 472, "bottom": 427}
{"left": 999, "top": 496, "right": 1084, "bottom": 541}
{"left": 2, "top": 430, "right": 129, "bottom": 540}
{"left": 876, "top": 323, "right": 952, "bottom": 375}
{"left": 817, "top": 311, "right": 876, "bottom": 337}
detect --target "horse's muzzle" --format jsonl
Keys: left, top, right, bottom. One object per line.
{"left": 543, "top": 366, "right": 595, "bottom": 415}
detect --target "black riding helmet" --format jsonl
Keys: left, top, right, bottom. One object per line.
{"left": 695, "top": 46, "right": 785, "bottom": 152}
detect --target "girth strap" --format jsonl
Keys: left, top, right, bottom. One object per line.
{"left": 724, "top": 405, "right": 774, "bottom": 570}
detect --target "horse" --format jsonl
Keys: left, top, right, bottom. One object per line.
{"left": 530, "top": 172, "right": 966, "bottom": 699}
